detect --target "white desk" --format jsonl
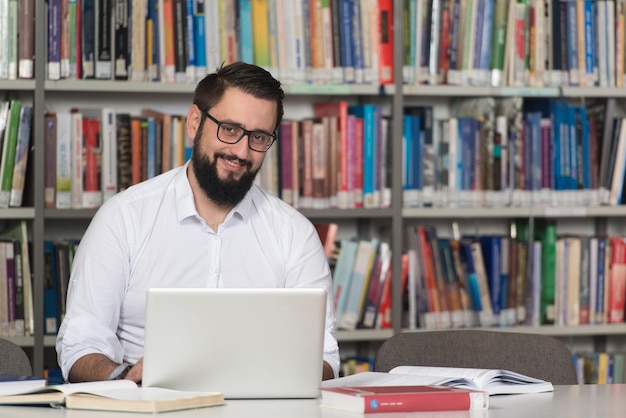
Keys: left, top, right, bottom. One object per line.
{"left": 0, "top": 385, "right": 625, "bottom": 417}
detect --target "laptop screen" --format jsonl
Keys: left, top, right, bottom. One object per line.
{"left": 142, "top": 288, "right": 326, "bottom": 399}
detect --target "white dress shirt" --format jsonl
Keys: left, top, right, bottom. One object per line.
{"left": 56, "top": 162, "right": 339, "bottom": 380}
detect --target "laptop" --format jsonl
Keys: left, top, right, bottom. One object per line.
{"left": 142, "top": 288, "right": 326, "bottom": 399}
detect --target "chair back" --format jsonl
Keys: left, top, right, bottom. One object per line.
{"left": 374, "top": 330, "right": 578, "bottom": 385}
{"left": 0, "top": 338, "right": 32, "bottom": 376}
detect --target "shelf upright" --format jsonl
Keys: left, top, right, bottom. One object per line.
{"left": 32, "top": 0, "right": 47, "bottom": 376}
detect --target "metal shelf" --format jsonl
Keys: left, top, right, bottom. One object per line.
{"left": 400, "top": 324, "right": 626, "bottom": 338}
{"left": 0, "top": 208, "right": 36, "bottom": 219}
{"left": 336, "top": 329, "right": 394, "bottom": 342}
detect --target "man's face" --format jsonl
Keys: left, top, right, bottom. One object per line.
{"left": 189, "top": 88, "right": 278, "bottom": 207}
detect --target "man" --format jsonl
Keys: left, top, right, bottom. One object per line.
{"left": 56, "top": 62, "right": 339, "bottom": 382}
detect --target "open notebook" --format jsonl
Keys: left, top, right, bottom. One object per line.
{"left": 142, "top": 288, "right": 327, "bottom": 399}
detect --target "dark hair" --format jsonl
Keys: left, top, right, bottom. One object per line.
{"left": 193, "top": 62, "right": 285, "bottom": 131}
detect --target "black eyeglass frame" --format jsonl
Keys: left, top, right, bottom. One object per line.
{"left": 200, "top": 109, "right": 277, "bottom": 152}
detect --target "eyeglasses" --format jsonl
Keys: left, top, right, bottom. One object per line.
{"left": 201, "top": 110, "right": 276, "bottom": 152}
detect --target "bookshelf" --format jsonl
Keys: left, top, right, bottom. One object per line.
{"left": 4, "top": 0, "right": 626, "bottom": 377}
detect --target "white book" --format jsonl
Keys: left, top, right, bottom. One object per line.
{"left": 7, "top": 0, "right": 17, "bottom": 79}
{"left": 0, "top": 0, "right": 9, "bottom": 79}
{"left": 55, "top": 113, "right": 72, "bottom": 209}
{"left": 321, "top": 365, "right": 555, "bottom": 396}
{"left": 70, "top": 111, "right": 83, "bottom": 209}
{"left": 204, "top": 0, "right": 221, "bottom": 73}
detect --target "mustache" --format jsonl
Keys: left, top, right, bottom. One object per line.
{"left": 214, "top": 152, "right": 252, "bottom": 169}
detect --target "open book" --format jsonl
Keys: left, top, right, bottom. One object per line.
{"left": 0, "top": 379, "right": 224, "bottom": 413}
{"left": 321, "top": 365, "right": 554, "bottom": 395}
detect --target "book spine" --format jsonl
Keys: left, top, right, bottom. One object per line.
{"left": 114, "top": 0, "right": 130, "bottom": 80}
{"left": 44, "top": 113, "right": 58, "bottom": 208}
{"left": 81, "top": 0, "right": 95, "bottom": 79}
{"left": 94, "top": 0, "right": 112, "bottom": 78}
{"left": 82, "top": 117, "right": 102, "bottom": 208}
{"left": 378, "top": 0, "right": 393, "bottom": 84}
{"left": 0, "top": 100, "right": 21, "bottom": 208}
{"left": 100, "top": 108, "right": 117, "bottom": 202}
{"left": 9, "top": 105, "right": 33, "bottom": 207}
{"left": 43, "top": 241, "right": 60, "bottom": 335}
{"left": 68, "top": 0, "right": 79, "bottom": 79}
{"left": 48, "top": 0, "right": 62, "bottom": 80}
{"left": 70, "top": 111, "right": 83, "bottom": 209}
{"left": 12, "top": 239, "right": 24, "bottom": 336}
{"left": 17, "top": 0, "right": 34, "bottom": 79}
{"left": 173, "top": 0, "right": 188, "bottom": 83}
{"left": 115, "top": 113, "right": 132, "bottom": 191}
{"left": 185, "top": 0, "right": 196, "bottom": 82}
{"left": 193, "top": 0, "right": 207, "bottom": 80}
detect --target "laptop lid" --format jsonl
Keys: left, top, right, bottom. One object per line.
{"left": 142, "top": 288, "right": 326, "bottom": 399}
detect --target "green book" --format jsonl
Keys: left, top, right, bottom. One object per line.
{"left": 539, "top": 221, "right": 557, "bottom": 325}
{"left": 613, "top": 353, "right": 625, "bottom": 384}
{"left": 490, "top": 0, "right": 509, "bottom": 86}
{"left": 0, "top": 99, "right": 21, "bottom": 208}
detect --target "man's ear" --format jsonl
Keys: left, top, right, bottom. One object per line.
{"left": 186, "top": 105, "right": 202, "bottom": 140}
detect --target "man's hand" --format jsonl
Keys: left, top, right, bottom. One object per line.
{"left": 68, "top": 353, "right": 141, "bottom": 383}
{"left": 322, "top": 361, "right": 335, "bottom": 381}
{"left": 125, "top": 358, "right": 143, "bottom": 383}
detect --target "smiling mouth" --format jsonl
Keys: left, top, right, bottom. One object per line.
{"left": 218, "top": 154, "right": 250, "bottom": 169}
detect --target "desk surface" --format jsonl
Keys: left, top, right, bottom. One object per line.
{"left": 0, "top": 384, "right": 624, "bottom": 417}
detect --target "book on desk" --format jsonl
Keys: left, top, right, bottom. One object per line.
{"left": 321, "top": 365, "right": 555, "bottom": 395}
{"left": 0, "top": 378, "right": 224, "bottom": 413}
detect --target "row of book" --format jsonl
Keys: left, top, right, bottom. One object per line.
{"left": 575, "top": 352, "right": 626, "bottom": 384}
{"left": 42, "top": 0, "right": 626, "bottom": 88}
{"left": 0, "top": 0, "right": 34, "bottom": 80}
{"left": 403, "top": 221, "right": 626, "bottom": 331}
{"left": 44, "top": 108, "right": 190, "bottom": 210}
{"left": 43, "top": 101, "right": 392, "bottom": 210}
{"left": 402, "top": 96, "right": 626, "bottom": 209}
{"left": 0, "top": 100, "right": 33, "bottom": 209}
{"left": 406, "top": 0, "right": 626, "bottom": 88}
{"left": 46, "top": 0, "right": 394, "bottom": 85}
{"left": 0, "top": 222, "right": 32, "bottom": 338}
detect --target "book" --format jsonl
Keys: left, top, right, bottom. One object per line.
{"left": 320, "top": 384, "right": 489, "bottom": 413}
{"left": 0, "top": 379, "right": 224, "bottom": 413}
{"left": 0, "top": 374, "right": 46, "bottom": 396}
{"left": 321, "top": 365, "right": 554, "bottom": 395}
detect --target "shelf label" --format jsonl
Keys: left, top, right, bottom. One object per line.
{"left": 500, "top": 87, "right": 559, "bottom": 97}
{"left": 543, "top": 207, "right": 587, "bottom": 217}
{"left": 288, "top": 84, "right": 352, "bottom": 95}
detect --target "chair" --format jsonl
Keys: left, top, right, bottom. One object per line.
{"left": 373, "top": 330, "right": 578, "bottom": 385}
{"left": 0, "top": 338, "right": 32, "bottom": 376}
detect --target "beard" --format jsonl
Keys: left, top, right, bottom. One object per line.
{"left": 190, "top": 135, "right": 261, "bottom": 208}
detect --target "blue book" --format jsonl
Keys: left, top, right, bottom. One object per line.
{"left": 81, "top": 0, "right": 96, "bottom": 79}
{"left": 403, "top": 114, "right": 415, "bottom": 205}
{"left": 478, "top": 0, "right": 494, "bottom": 80}
{"left": 339, "top": 238, "right": 379, "bottom": 330}
{"left": 186, "top": 0, "right": 196, "bottom": 76}
{"left": 480, "top": 236, "right": 502, "bottom": 318}
{"left": 332, "top": 240, "right": 358, "bottom": 327}
{"left": 193, "top": 0, "right": 207, "bottom": 75}
{"left": 43, "top": 241, "right": 60, "bottom": 335}
{"left": 460, "top": 241, "right": 482, "bottom": 312}
{"left": 577, "top": 106, "right": 592, "bottom": 190}
{"left": 567, "top": 104, "right": 578, "bottom": 191}
{"left": 338, "top": 0, "right": 355, "bottom": 83}
{"left": 239, "top": 0, "right": 254, "bottom": 64}
{"left": 146, "top": 117, "right": 156, "bottom": 179}
{"left": 457, "top": 117, "right": 475, "bottom": 194}
{"left": 583, "top": 0, "right": 595, "bottom": 86}
{"left": 350, "top": 105, "right": 378, "bottom": 208}
{"left": 566, "top": 1, "right": 579, "bottom": 85}
{"left": 472, "top": 0, "right": 485, "bottom": 76}
{"left": 350, "top": 0, "right": 364, "bottom": 83}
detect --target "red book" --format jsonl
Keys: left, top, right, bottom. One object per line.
{"left": 313, "top": 102, "right": 349, "bottom": 208}
{"left": 320, "top": 385, "right": 489, "bottom": 414}
{"left": 609, "top": 237, "right": 626, "bottom": 323}
{"left": 377, "top": 0, "right": 394, "bottom": 84}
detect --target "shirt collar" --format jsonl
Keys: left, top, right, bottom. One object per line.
{"left": 174, "top": 161, "right": 256, "bottom": 225}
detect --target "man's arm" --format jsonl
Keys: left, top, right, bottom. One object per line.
{"left": 68, "top": 353, "right": 142, "bottom": 383}
{"left": 323, "top": 361, "right": 335, "bottom": 381}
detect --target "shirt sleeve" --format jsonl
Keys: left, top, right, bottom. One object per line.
{"left": 282, "top": 215, "right": 340, "bottom": 378}
{"left": 56, "top": 200, "right": 133, "bottom": 380}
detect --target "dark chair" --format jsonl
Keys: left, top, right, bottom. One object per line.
{"left": 374, "top": 330, "right": 578, "bottom": 385}
{"left": 0, "top": 338, "right": 32, "bottom": 376}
